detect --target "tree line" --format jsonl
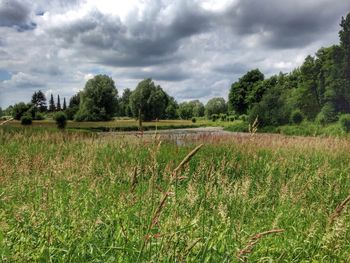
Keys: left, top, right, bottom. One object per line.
{"left": 1, "top": 12, "right": 350, "bottom": 128}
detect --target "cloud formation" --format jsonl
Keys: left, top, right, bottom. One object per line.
{"left": 0, "top": 0, "right": 349, "bottom": 107}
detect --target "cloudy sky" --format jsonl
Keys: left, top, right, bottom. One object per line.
{"left": 0, "top": 0, "right": 349, "bottom": 108}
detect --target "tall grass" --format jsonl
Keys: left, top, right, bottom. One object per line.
{"left": 1, "top": 128, "right": 350, "bottom": 261}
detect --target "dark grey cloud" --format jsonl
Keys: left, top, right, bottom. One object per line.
{"left": 0, "top": 0, "right": 36, "bottom": 31}
{"left": 46, "top": 1, "right": 214, "bottom": 67}
{"left": 226, "top": 0, "right": 350, "bottom": 48}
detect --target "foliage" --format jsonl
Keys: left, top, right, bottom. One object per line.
{"left": 248, "top": 85, "right": 290, "bottom": 127}
{"left": 31, "top": 90, "right": 47, "bottom": 112}
{"left": 290, "top": 110, "right": 304, "bottom": 124}
{"left": 210, "top": 114, "right": 219, "bottom": 121}
{"left": 63, "top": 98, "right": 67, "bottom": 110}
{"left": 66, "top": 93, "right": 80, "bottom": 120}
{"left": 228, "top": 69, "right": 264, "bottom": 114}
{"left": 316, "top": 112, "right": 327, "bottom": 126}
{"left": 12, "top": 102, "right": 32, "bottom": 120}
{"left": 34, "top": 112, "right": 45, "bottom": 120}
{"left": 220, "top": 113, "right": 227, "bottom": 121}
{"left": 57, "top": 95, "right": 61, "bottom": 111}
{"left": 205, "top": 97, "right": 227, "bottom": 117}
{"left": 339, "top": 114, "right": 350, "bottom": 132}
{"left": 191, "top": 117, "right": 196, "bottom": 123}
{"left": 75, "top": 75, "right": 119, "bottom": 121}
{"left": 54, "top": 111, "right": 67, "bottom": 129}
{"left": 164, "top": 96, "right": 179, "bottom": 119}
{"left": 49, "top": 94, "right": 56, "bottom": 112}
{"left": 129, "top": 79, "right": 170, "bottom": 122}
{"left": 119, "top": 88, "right": 133, "bottom": 117}
{"left": 20, "top": 114, "right": 32, "bottom": 125}
{"left": 319, "top": 103, "right": 338, "bottom": 123}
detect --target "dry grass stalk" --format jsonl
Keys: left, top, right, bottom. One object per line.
{"left": 172, "top": 144, "right": 203, "bottom": 177}
{"left": 328, "top": 195, "right": 350, "bottom": 226}
{"left": 248, "top": 116, "right": 258, "bottom": 135}
{"left": 130, "top": 166, "right": 138, "bottom": 191}
{"left": 237, "top": 229, "right": 284, "bottom": 261}
{"left": 150, "top": 191, "right": 173, "bottom": 229}
{"left": 0, "top": 118, "right": 13, "bottom": 126}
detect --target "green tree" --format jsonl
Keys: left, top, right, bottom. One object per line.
{"left": 119, "top": 88, "right": 132, "bottom": 117}
{"left": 75, "top": 75, "right": 119, "bottom": 121}
{"left": 205, "top": 97, "right": 227, "bottom": 117}
{"left": 129, "top": 79, "right": 169, "bottom": 127}
{"left": 178, "top": 102, "right": 193, "bottom": 120}
{"left": 31, "top": 90, "right": 47, "bottom": 112}
{"left": 49, "top": 94, "right": 56, "bottom": 112}
{"left": 190, "top": 100, "right": 205, "bottom": 117}
{"left": 57, "top": 95, "right": 61, "bottom": 111}
{"left": 63, "top": 98, "right": 67, "bottom": 110}
{"left": 54, "top": 111, "right": 67, "bottom": 129}
{"left": 12, "top": 102, "right": 31, "bottom": 120}
{"left": 66, "top": 93, "right": 80, "bottom": 120}
{"left": 228, "top": 69, "right": 264, "bottom": 114}
{"left": 340, "top": 13, "right": 350, "bottom": 81}
{"left": 165, "top": 96, "right": 178, "bottom": 119}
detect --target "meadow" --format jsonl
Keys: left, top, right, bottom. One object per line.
{"left": 1, "top": 127, "right": 350, "bottom": 262}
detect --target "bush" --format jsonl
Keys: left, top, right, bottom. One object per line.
{"left": 34, "top": 112, "right": 45, "bottom": 120}
{"left": 316, "top": 112, "right": 327, "bottom": 126}
{"left": 239, "top": 114, "right": 248, "bottom": 121}
{"left": 290, "top": 110, "right": 304, "bottom": 124}
{"left": 319, "top": 103, "right": 337, "bottom": 123}
{"left": 339, "top": 114, "right": 350, "bottom": 132}
{"left": 220, "top": 114, "right": 227, "bottom": 121}
{"left": 12, "top": 102, "right": 31, "bottom": 120}
{"left": 54, "top": 112, "right": 67, "bottom": 129}
{"left": 191, "top": 117, "right": 196, "bottom": 123}
{"left": 228, "top": 115, "right": 236, "bottom": 122}
{"left": 210, "top": 114, "right": 219, "bottom": 121}
{"left": 21, "top": 115, "right": 32, "bottom": 125}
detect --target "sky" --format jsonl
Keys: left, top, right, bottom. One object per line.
{"left": 0, "top": 0, "right": 349, "bottom": 108}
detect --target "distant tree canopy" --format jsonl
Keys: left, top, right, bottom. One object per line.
{"left": 31, "top": 90, "right": 47, "bottom": 112}
{"left": 228, "top": 69, "right": 264, "bottom": 115}
{"left": 119, "top": 88, "right": 133, "bottom": 117}
{"left": 205, "top": 97, "right": 227, "bottom": 117}
{"left": 129, "top": 78, "right": 171, "bottom": 122}
{"left": 235, "top": 13, "right": 350, "bottom": 127}
{"left": 178, "top": 100, "right": 204, "bottom": 120}
{"left": 75, "top": 74, "right": 119, "bottom": 121}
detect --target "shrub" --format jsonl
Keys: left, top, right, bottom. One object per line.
{"left": 191, "top": 117, "right": 196, "bottom": 123}
{"left": 319, "top": 103, "right": 337, "bottom": 123}
{"left": 220, "top": 114, "right": 227, "bottom": 121}
{"left": 21, "top": 115, "right": 32, "bottom": 125}
{"left": 316, "top": 112, "right": 327, "bottom": 126}
{"left": 228, "top": 115, "right": 236, "bottom": 122}
{"left": 239, "top": 114, "right": 248, "bottom": 121}
{"left": 34, "top": 112, "right": 45, "bottom": 120}
{"left": 12, "top": 102, "right": 31, "bottom": 120}
{"left": 210, "top": 114, "right": 219, "bottom": 121}
{"left": 54, "top": 111, "right": 67, "bottom": 129}
{"left": 290, "top": 110, "right": 304, "bottom": 124}
{"left": 339, "top": 114, "right": 350, "bottom": 132}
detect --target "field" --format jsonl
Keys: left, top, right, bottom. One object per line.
{"left": 1, "top": 127, "right": 350, "bottom": 262}
{"left": 1, "top": 119, "right": 208, "bottom": 132}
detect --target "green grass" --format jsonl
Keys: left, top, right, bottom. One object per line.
{"left": 225, "top": 120, "right": 350, "bottom": 137}
{"left": 1, "top": 128, "right": 350, "bottom": 261}
{"left": 1, "top": 119, "right": 230, "bottom": 132}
